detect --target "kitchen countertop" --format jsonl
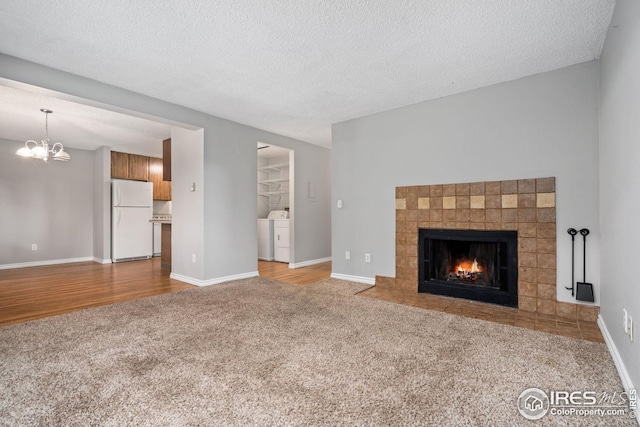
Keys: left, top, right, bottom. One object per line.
{"left": 150, "top": 214, "right": 172, "bottom": 224}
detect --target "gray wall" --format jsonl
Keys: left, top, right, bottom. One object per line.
{"left": 0, "top": 54, "right": 331, "bottom": 281}
{"left": 599, "top": 0, "right": 640, "bottom": 391}
{"left": 202, "top": 115, "right": 331, "bottom": 280}
{"left": 92, "top": 146, "right": 110, "bottom": 262}
{"left": 0, "top": 138, "right": 94, "bottom": 265}
{"left": 171, "top": 127, "right": 205, "bottom": 280}
{"left": 332, "top": 61, "right": 600, "bottom": 306}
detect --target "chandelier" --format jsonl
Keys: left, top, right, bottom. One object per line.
{"left": 16, "top": 109, "right": 71, "bottom": 162}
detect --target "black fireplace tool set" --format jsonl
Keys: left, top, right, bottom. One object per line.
{"left": 565, "top": 228, "right": 594, "bottom": 302}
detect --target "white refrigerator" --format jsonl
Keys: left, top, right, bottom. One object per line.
{"left": 111, "top": 179, "right": 153, "bottom": 262}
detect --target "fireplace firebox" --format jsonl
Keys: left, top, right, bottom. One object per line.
{"left": 418, "top": 229, "right": 518, "bottom": 307}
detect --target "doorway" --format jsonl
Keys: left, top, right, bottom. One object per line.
{"left": 257, "top": 142, "right": 294, "bottom": 267}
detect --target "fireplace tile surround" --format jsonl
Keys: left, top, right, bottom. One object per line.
{"left": 378, "top": 177, "right": 599, "bottom": 323}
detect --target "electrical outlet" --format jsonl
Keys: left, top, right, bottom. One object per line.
{"left": 31, "top": 244, "right": 37, "bottom": 251}
{"left": 337, "top": 200, "right": 343, "bottom": 209}
{"left": 191, "top": 254, "right": 196, "bottom": 263}
{"left": 345, "top": 251, "right": 350, "bottom": 260}
{"left": 624, "top": 309, "right": 629, "bottom": 334}
{"left": 365, "top": 253, "right": 371, "bottom": 263}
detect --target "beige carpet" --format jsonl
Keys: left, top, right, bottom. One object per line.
{"left": 0, "top": 277, "right": 634, "bottom": 426}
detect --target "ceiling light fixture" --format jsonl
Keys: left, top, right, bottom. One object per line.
{"left": 16, "top": 109, "right": 70, "bottom": 162}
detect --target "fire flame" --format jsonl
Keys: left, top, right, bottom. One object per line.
{"left": 456, "top": 258, "right": 481, "bottom": 274}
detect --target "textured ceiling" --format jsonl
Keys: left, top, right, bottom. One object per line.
{"left": 0, "top": 0, "right": 615, "bottom": 147}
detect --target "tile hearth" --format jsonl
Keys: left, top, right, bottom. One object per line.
{"left": 358, "top": 286, "right": 603, "bottom": 343}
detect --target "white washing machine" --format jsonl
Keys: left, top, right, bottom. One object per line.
{"left": 273, "top": 218, "right": 290, "bottom": 263}
{"left": 258, "top": 210, "right": 289, "bottom": 261}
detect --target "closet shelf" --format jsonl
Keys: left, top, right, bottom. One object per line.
{"left": 258, "top": 177, "right": 289, "bottom": 184}
{"left": 259, "top": 162, "right": 289, "bottom": 172}
{"left": 258, "top": 190, "right": 289, "bottom": 196}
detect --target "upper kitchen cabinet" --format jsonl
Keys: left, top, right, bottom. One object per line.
{"left": 110, "top": 151, "right": 149, "bottom": 181}
{"left": 163, "top": 138, "right": 171, "bottom": 181}
{"left": 111, "top": 150, "right": 170, "bottom": 200}
{"left": 110, "top": 151, "right": 129, "bottom": 179}
{"left": 149, "top": 157, "right": 171, "bottom": 201}
{"left": 128, "top": 154, "right": 149, "bottom": 181}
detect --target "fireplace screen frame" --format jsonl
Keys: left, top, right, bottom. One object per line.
{"left": 418, "top": 228, "right": 518, "bottom": 307}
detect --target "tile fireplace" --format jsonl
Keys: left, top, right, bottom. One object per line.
{"left": 376, "top": 177, "right": 599, "bottom": 322}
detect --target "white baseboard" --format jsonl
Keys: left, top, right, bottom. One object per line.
{"left": 598, "top": 315, "right": 639, "bottom": 424}
{"left": 92, "top": 257, "right": 112, "bottom": 264}
{"left": 330, "top": 273, "right": 376, "bottom": 285}
{"left": 0, "top": 257, "right": 94, "bottom": 270}
{"left": 170, "top": 271, "right": 259, "bottom": 287}
{"left": 289, "top": 257, "right": 332, "bottom": 269}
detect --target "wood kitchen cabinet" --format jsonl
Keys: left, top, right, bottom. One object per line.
{"left": 128, "top": 154, "right": 149, "bottom": 181}
{"left": 110, "top": 151, "right": 149, "bottom": 181}
{"left": 149, "top": 157, "right": 172, "bottom": 201}
{"left": 111, "top": 150, "right": 171, "bottom": 200}
{"left": 162, "top": 138, "right": 171, "bottom": 181}
{"left": 161, "top": 223, "right": 171, "bottom": 270}
{"left": 110, "top": 151, "right": 129, "bottom": 179}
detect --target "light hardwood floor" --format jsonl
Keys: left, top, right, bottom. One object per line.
{"left": 0, "top": 258, "right": 332, "bottom": 327}
{"left": 258, "top": 260, "right": 331, "bottom": 285}
{"left": 0, "top": 258, "right": 193, "bottom": 327}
